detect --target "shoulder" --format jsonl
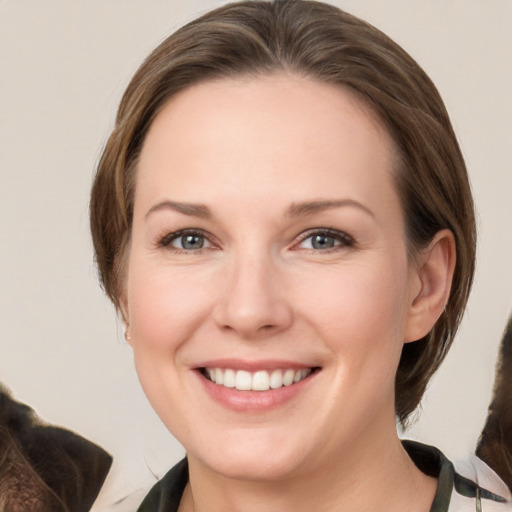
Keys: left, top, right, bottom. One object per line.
{"left": 450, "top": 454, "right": 511, "bottom": 512}
{"left": 96, "top": 445, "right": 511, "bottom": 512}
{"left": 135, "top": 458, "right": 188, "bottom": 512}
{"left": 91, "top": 459, "right": 188, "bottom": 512}
{"left": 402, "top": 440, "right": 511, "bottom": 512}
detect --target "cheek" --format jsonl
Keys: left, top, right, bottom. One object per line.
{"left": 294, "top": 255, "right": 411, "bottom": 362}
{"left": 126, "top": 259, "right": 215, "bottom": 354}
{"left": 124, "top": 260, "right": 217, "bottom": 421}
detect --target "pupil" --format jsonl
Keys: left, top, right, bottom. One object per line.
{"left": 182, "top": 235, "right": 203, "bottom": 249}
{"left": 312, "top": 235, "right": 334, "bottom": 249}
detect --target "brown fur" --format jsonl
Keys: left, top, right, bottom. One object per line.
{"left": 477, "top": 314, "right": 512, "bottom": 491}
{"left": 0, "top": 385, "right": 112, "bottom": 512}
{"left": 0, "top": 425, "right": 65, "bottom": 512}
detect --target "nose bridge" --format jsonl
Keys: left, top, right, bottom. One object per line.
{"left": 214, "top": 244, "right": 292, "bottom": 338}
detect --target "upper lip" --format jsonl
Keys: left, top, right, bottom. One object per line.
{"left": 193, "top": 358, "right": 319, "bottom": 372}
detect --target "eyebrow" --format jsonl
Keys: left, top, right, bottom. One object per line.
{"left": 287, "top": 199, "right": 375, "bottom": 218}
{"left": 145, "top": 200, "right": 212, "bottom": 219}
{"left": 145, "top": 198, "right": 374, "bottom": 220}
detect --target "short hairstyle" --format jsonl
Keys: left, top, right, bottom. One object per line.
{"left": 90, "top": 0, "right": 476, "bottom": 425}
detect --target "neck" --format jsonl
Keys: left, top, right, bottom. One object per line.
{"left": 179, "top": 425, "right": 436, "bottom": 512}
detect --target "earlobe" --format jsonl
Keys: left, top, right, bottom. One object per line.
{"left": 404, "top": 229, "right": 456, "bottom": 343}
{"left": 124, "top": 327, "right": 133, "bottom": 346}
{"left": 119, "top": 296, "right": 132, "bottom": 345}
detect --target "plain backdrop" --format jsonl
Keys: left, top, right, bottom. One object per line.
{"left": 1, "top": 0, "right": 511, "bottom": 503}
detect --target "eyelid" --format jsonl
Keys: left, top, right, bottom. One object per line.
{"left": 155, "top": 227, "right": 354, "bottom": 253}
{"left": 293, "top": 228, "right": 355, "bottom": 250}
{"left": 158, "top": 228, "right": 218, "bottom": 251}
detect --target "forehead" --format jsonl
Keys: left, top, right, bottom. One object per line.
{"left": 143, "top": 73, "right": 391, "bottom": 157}
{"left": 135, "top": 73, "right": 398, "bottom": 217}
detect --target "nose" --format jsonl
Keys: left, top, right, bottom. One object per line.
{"left": 212, "top": 252, "right": 293, "bottom": 340}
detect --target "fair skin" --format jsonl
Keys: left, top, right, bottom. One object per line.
{"left": 123, "top": 74, "right": 455, "bottom": 512}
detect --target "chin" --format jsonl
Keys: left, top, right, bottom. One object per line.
{"left": 206, "top": 452, "right": 303, "bottom": 482}
{"left": 189, "top": 429, "right": 310, "bottom": 482}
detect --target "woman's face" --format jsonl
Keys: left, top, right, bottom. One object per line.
{"left": 124, "top": 74, "right": 422, "bottom": 480}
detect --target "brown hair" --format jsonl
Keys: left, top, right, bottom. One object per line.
{"left": 477, "top": 314, "right": 512, "bottom": 490}
{"left": 90, "top": 0, "right": 476, "bottom": 425}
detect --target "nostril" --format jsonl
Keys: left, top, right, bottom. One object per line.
{"left": 212, "top": 292, "right": 293, "bottom": 339}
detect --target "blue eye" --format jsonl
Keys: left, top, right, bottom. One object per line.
{"left": 160, "top": 230, "right": 213, "bottom": 251}
{"left": 174, "top": 234, "right": 205, "bottom": 250}
{"left": 297, "top": 230, "right": 353, "bottom": 251}
{"left": 309, "top": 234, "right": 338, "bottom": 249}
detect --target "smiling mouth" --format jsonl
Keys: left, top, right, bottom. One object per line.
{"left": 200, "top": 367, "right": 318, "bottom": 391}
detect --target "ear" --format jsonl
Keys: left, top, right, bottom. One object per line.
{"left": 124, "top": 326, "right": 133, "bottom": 347}
{"left": 119, "top": 297, "right": 133, "bottom": 346}
{"left": 404, "top": 229, "right": 456, "bottom": 343}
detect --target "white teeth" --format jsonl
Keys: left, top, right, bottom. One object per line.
{"left": 223, "top": 369, "right": 236, "bottom": 388}
{"left": 283, "top": 369, "right": 295, "bottom": 386}
{"left": 205, "top": 367, "right": 313, "bottom": 391}
{"left": 235, "top": 370, "right": 252, "bottom": 390}
{"left": 269, "top": 369, "right": 283, "bottom": 389}
{"left": 252, "top": 371, "right": 270, "bottom": 391}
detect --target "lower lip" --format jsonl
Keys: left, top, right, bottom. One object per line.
{"left": 194, "top": 370, "right": 318, "bottom": 412}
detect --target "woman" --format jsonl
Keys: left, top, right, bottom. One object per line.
{"left": 90, "top": 1, "right": 510, "bottom": 510}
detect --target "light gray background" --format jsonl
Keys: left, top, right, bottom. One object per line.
{"left": 1, "top": 0, "right": 511, "bottom": 502}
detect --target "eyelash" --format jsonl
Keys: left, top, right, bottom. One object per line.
{"left": 158, "top": 229, "right": 215, "bottom": 253}
{"left": 157, "top": 228, "right": 355, "bottom": 253}
{"left": 294, "top": 228, "right": 355, "bottom": 252}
